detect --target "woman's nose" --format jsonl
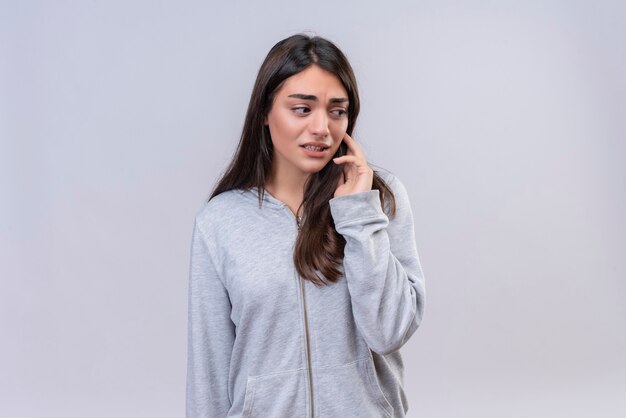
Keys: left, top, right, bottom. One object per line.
{"left": 310, "top": 110, "right": 330, "bottom": 138}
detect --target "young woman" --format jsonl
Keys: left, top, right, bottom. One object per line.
{"left": 187, "top": 34, "right": 425, "bottom": 418}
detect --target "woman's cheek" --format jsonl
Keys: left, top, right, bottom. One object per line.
{"left": 331, "top": 121, "right": 348, "bottom": 141}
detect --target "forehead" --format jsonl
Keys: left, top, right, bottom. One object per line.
{"left": 278, "top": 65, "right": 347, "bottom": 97}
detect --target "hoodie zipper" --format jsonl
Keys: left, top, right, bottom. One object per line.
{"left": 291, "top": 210, "right": 314, "bottom": 417}
{"left": 300, "top": 274, "right": 315, "bottom": 418}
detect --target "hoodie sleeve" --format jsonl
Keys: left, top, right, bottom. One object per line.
{"left": 186, "top": 218, "right": 235, "bottom": 417}
{"left": 329, "top": 174, "right": 425, "bottom": 355}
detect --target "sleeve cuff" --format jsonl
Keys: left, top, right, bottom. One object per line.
{"left": 329, "top": 190, "right": 386, "bottom": 228}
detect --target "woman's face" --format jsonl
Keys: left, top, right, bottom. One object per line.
{"left": 265, "top": 65, "right": 349, "bottom": 181}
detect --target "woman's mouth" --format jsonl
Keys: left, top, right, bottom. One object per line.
{"left": 300, "top": 143, "right": 330, "bottom": 157}
{"left": 303, "top": 145, "right": 326, "bottom": 151}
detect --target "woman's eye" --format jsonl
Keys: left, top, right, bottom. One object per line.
{"left": 331, "top": 109, "right": 347, "bottom": 117}
{"left": 292, "top": 107, "right": 310, "bottom": 114}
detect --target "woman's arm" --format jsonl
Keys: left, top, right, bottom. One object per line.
{"left": 329, "top": 174, "right": 426, "bottom": 355}
{"left": 186, "top": 218, "right": 235, "bottom": 417}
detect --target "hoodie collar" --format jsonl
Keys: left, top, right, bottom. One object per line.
{"left": 238, "top": 187, "right": 286, "bottom": 210}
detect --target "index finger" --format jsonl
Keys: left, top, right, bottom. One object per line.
{"left": 342, "top": 132, "right": 366, "bottom": 158}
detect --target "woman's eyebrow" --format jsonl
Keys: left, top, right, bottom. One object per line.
{"left": 288, "top": 94, "right": 316, "bottom": 101}
{"left": 287, "top": 93, "right": 349, "bottom": 104}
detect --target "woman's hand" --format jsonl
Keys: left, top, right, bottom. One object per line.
{"left": 333, "top": 133, "right": 373, "bottom": 197}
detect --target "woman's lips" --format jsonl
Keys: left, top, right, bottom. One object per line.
{"left": 300, "top": 144, "right": 329, "bottom": 157}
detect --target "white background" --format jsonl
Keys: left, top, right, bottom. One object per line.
{"left": 1, "top": 1, "right": 625, "bottom": 417}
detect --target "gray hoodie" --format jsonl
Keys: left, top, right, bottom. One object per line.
{"left": 187, "top": 170, "right": 425, "bottom": 417}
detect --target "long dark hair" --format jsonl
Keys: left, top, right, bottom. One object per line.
{"left": 210, "top": 34, "right": 396, "bottom": 286}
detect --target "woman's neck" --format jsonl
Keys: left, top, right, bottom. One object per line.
{"left": 265, "top": 169, "right": 308, "bottom": 217}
